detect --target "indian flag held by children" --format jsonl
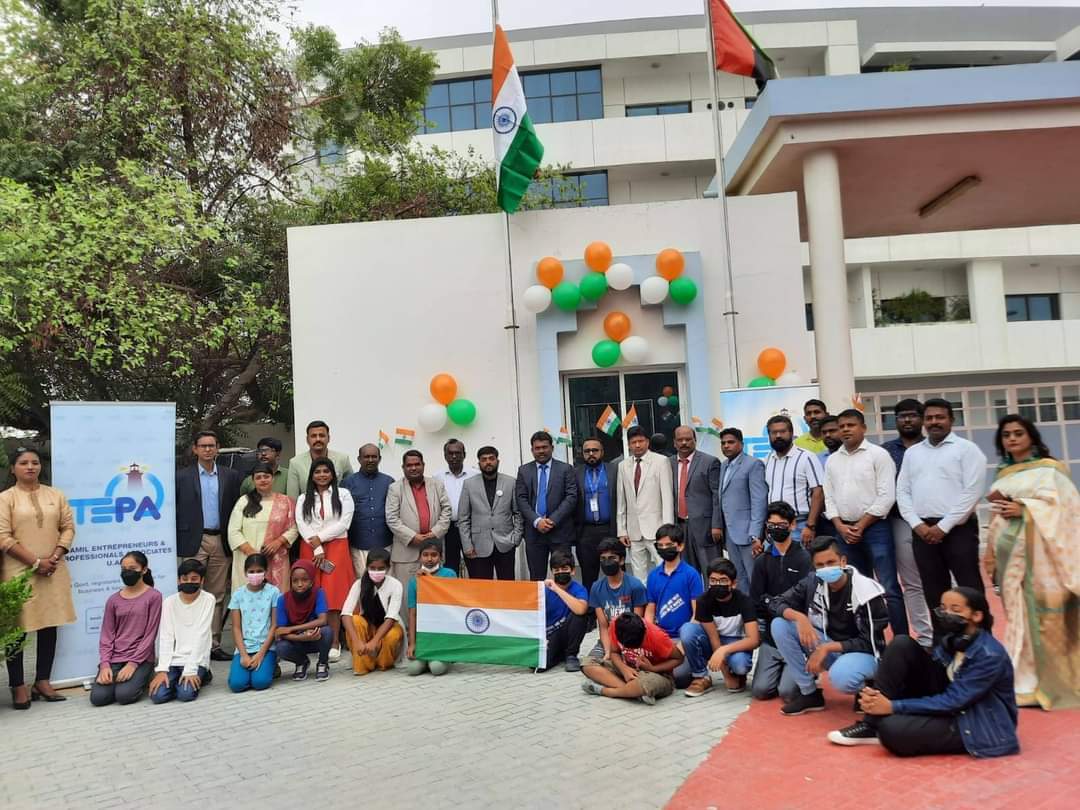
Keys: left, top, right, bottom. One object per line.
{"left": 596, "top": 405, "right": 620, "bottom": 436}
{"left": 415, "top": 577, "right": 546, "bottom": 668}
{"left": 492, "top": 24, "right": 544, "bottom": 214}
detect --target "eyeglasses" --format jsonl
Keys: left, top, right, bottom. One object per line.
{"left": 195, "top": 444, "right": 217, "bottom": 450}
{"left": 707, "top": 579, "right": 729, "bottom": 587}
{"left": 765, "top": 522, "right": 789, "bottom": 530}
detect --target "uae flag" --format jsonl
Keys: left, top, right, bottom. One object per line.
{"left": 492, "top": 25, "right": 544, "bottom": 213}
{"left": 596, "top": 405, "right": 621, "bottom": 436}
{"left": 710, "top": 0, "right": 776, "bottom": 90}
{"left": 415, "top": 577, "right": 546, "bottom": 668}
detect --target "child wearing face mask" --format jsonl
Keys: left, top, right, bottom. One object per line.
{"left": 91, "top": 550, "right": 162, "bottom": 707}
{"left": 341, "top": 547, "right": 404, "bottom": 675}
{"left": 644, "top": 524, "right": 703, "bottom": 688}
{"left": 542, "top": 550, "right": 589, "bottom": 672}
{"left": 150, "top": 559, "right": 216, "bottom": 704}
{"left": 406, "top": 540, "right": 456, "bottom": 676}
{"left": 227, "top": 553, "right": 281, "bottom": 692}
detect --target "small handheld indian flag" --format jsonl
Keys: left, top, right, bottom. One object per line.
{"left": 415, "top": 578, "right": 546, "bottom": 668}
{"left": 623, "top": 405, "right": 639, "bottom": 429}
{"left": 596, "top": 405, "right": 620, "bottom": 436}
{"left": 711, "top": 418, "right": 725, "bottom": 437}
{"left": 394, "top": 427, "right": 415, "bottom": 447}
{"left": 492, "top": 25, "right": 544, "bottom": 214}
{"left": 377, "top": 430, "right": 390, "bottom": 450}
{"left": 556, "top": 426, "right": 572, "bottom": 446}
{"left": 692, "top": 416, "right": 708, "bottom": 434}
{"left": 851, "top": 394, "right": 865, "bottom": 412}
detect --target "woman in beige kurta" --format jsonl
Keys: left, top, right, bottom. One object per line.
{"left": 227, "top": 462, "right": 298, "bottom": 590}
{"left": 1, "top": 447, "right": 76, "bottom": 706}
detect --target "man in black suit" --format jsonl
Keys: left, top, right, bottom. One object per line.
{"left": 670, "top": 425, "right": 723, "bottom": 577}
{"left": 574, "top": 437, "right": 618, "bottom": 592}
{"left": 515, "top": 430, "right": 578, "bottom": 580}
{"left": 176, "top": 431, "right": 243, "bottom": 660}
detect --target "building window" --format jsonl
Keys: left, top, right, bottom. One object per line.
{"left": 528, "top": 171, "right": 608, "bottom": 208}
{"left": 417, "top": 76, "right": 492, "bottom": 134}
{"left": 744, "top": 97, "right": 757, "bottom": 109}
{"left": 1005, "top": 293, "right": 1060, "bottom": 322}
{"left": 804, "top": 303, "right": 814, "bottom": 332}
{"left": 625, "top": 102, "right": 691, "bottom": 117}
{"left": 875, "top": 291, "right": 969, "bottom": 326}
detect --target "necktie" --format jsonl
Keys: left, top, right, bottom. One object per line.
{"left": 536, "top": 464, "right": 548, "bottom": 517}
{"left": 634, "top": 458, "right": 642, "bottom": 493}
{"left": 678, "top": 458, "right": 689, "bottom": 519}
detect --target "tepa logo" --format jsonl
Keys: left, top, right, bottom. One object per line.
{"left": 70, "top": 462, "right": 165, "bottom": 525}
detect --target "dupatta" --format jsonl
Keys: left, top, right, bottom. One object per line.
{"left": 263, "top": 493, "right": 297, "bottom": 590}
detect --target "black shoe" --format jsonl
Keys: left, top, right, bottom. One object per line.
{"left": 273, "top": 664, "right": 282, "bottom": 680}
{"left": 315, "top": 663, "right": 330, "bottom": 682}
{"left": 781, "top": 689, "right": 826, "bottom": 716}
{"left": 210, "top": 647, "right": 232, "bottom": 662}
{"left": 828, "top": 720, "right": 880, "bottom": 746}
{"left": 30, "top": 687, "right": 66, "bottom": 702}
{"left": 565, "top": 655, "right": 582, "bottom": 673}
{"left": 292, "top": 661, "right": 309, "bottom": 681}
{"left": 10, "top": 688, "right": 30, "bottom": 710}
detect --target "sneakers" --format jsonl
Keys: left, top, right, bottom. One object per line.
{"left": 292, "top": 661, "right": 309, "bottom": 682}
{"left": 780, "top": 688, "right": 826, "bottom": 716}
{"left": 581, "top": 681, "right": 603, "bottom": 697}
{"left": 639, "top": 694, "right": 656, "bottom": 706}
{"left": 684, "top": 676, "right": 714, "bottom": 698}
{"left": 315, "top": 663, "right": 330, "bottom": 682}
{"left": 327, "top": 646, "right": 341, "bottom": 664}
{"left": 827, "top": 720, "right": 880, "bottom": 746}
{"left": 565, "top": 655, "right": 582, "bottom": 673}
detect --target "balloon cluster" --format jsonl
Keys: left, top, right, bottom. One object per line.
{"left": 418, "top": 374, "right": 478, "bottom": 432}
{"left": 657, "top": 385, "right": 679, "bottom": 408}
{"left": 523, "top": 241, "right": 629, "bottom": 314}
{"left": 591, "top": 311, "right": 651, "bottom": 368}
{"left": 747, "top": 349, "right": 803, "bottom": 388}
{"left": 640, "top": 249, "right": 697, "bottom": 306}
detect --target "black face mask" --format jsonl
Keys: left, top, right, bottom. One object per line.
{"left": 708, "top": 584, "right": 731, "bottom": 601}
{"left": 655, "top": 545, "right": 679, "bottom": 562}
{"left": 770, "top": 437, "right": 792, "bottom": 454}
{"left": 766, "top": 525, "right": 790, "bottom": 544}
{"left": 942, "top": 630, "right": 978, "bottom": 654}
{"left": 177, "top": 582, "right": 201, "bottom": 595}
{"left": 120, "top": 569, "right": 143, "bottom": 587}
{"left": 934, "top": 607, "right": 971, "bottom": 636}
{"left": 553, "top": 572, "right": 573, "bottom": 586}
{"left": 600, "top": 559, "right": 622, "bottom": 576}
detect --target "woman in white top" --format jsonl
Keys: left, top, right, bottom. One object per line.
{"left": 295, "top": 458, "right": 355, "bottom": 663}
{"left": 341, "top": 547, "right": 404, "bottom": 675}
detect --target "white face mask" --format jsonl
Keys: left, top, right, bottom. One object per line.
{"left": 421, "top": 563, "right": 440, "bottom": 573}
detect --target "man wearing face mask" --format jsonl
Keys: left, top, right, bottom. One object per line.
{"left": 542, "top": 550, "right": 589, "bottom": 672}
{"left": 585, "top": 539, "right": 648, "bottom": 668}
{"left": 764, "top": 415, "right": 824, "bottom": 549}
{"left": 769, "top": 537, "right": 889, "bottom": 716}
{"left": 749, "top": 501, "right": 812, "bottom": 702}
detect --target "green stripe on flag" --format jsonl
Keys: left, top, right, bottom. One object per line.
{"left": 497, "top": 113, "right": 544, "bottom": 214}
{"left": 415, "top": 631, "right": 541, "bottom": 668}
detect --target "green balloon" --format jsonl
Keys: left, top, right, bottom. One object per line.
{"left": 592, "top": 339, "right": 621, "bottom": 368}
{"left": 668, "top": 276, "right": 698, "bottom": 305}
{"left": 747, "top": 376, "right": 776, "bottom": 388}
{"left": 579, "top": 272, "right": 609, "bottom": 302}
{"left": 551, "top": 282, "right": 581, "bottom": 311}
{"left": 667, "top": 395, "right": 679, "bottom": 407}
{"left": 446, "top": 398, "right": 477, "bottom": 426}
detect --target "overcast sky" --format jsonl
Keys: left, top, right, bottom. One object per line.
{"left": 284, "top": 1, "right": 1080, "bottom": 43}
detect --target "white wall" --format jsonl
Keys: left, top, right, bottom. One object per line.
{"left": 558, "top": 289, "right": 686, "bottom": 372}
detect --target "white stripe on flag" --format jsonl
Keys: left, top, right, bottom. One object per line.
{"left": 418, "top": 603, "right": 542, "bottom": 638}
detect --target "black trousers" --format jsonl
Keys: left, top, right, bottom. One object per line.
{"left": 526, "top": 541, "right": 572, "bottom": 580}
{"left": 464, "top": 547, "right": 517, "bottom": 580}
{"left": 912, "top": 516, "right": 983, "bottom": 637}
{"left": 6, "top": 626, "right": 58, "bottom": 687}
{"left": 90, "top": 661, "right": 155, "bottom": 706}
{"left": 867, "top": 635, "right": 967, "bottom": 757}
{"left": 576, "top": 523, "right": 609, "bottom": 592}
{"left": 546, "top": 612, "right": 588, "bottom": 669}
{"left": 444, "top": 523, "right": 464, "bottom": 576}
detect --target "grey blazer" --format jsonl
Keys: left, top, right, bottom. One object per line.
{"left": 385, "top": 476, "right": 452, "bottom": 563}
{"left": 457, "top": 473, "right": 524, "bottom": 557}
{"left": 669, "top": 451, "right": 722, "bottom": 549}
{"left": 717, "top": 453, "right": 768, "bottom": 547}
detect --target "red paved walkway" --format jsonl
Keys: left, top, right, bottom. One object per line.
{"left": 667, "top": 597, "right": 1079, "bottom": 810}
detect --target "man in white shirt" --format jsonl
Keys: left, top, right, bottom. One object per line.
{"left": 896, "top": 398, "right": 987, "bottom": 639}
{"left": 763, "top": 415, "right": 824, "bottom": 547}
{"left": 617, "top": 426, "right": 674, "bottom": 578}
{"left": 824, "top": 409, "right": 907, "bottom": 637}
{"left": 150, "top": 559, "right": 216, "bottom": 704}
{"left": 436, "top": 438, "right": 478, "bottom": 576}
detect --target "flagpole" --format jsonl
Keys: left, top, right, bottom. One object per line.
{"left": 703, "top": 0, "right": 742, "bottom": 387}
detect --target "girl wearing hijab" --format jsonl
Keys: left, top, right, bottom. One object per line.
{"left": 341, "top": 547, "right": 404, "bottom": 674}
{"left": 273, "top": 560, "right": 332, "bottom": 682}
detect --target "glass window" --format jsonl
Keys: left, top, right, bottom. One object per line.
{"left": 523, "top": 73, "right": 550, "bottom": 97}
{"left": 577, "top": 68, "right": 602, "bottom": 93}
{"left": 1063, "top": 385, "right": 1080, "bottom": 422}
{"left": 422, "top": 106, "right": 450, "bottom": 132}
{"left": 552, "top": 175, "right": 580, "bottom": 203}
{"left": 626, "top": 102, "right": 691, "bottom": 117}
{"left": 529, "top": 170, "right": 609, "bottom": 208}
{"left": 805, "top": 303, "right": 814, "bottom": 332}
{"left": 626, "top": 105, "right": 655, "bottom": 117}
{"left": 530, "top": 97, "right": 552, "bottom": 124}
{"left": 473, "top": 77, "right": 492, "bottom": 103}
{"left": 1006, "top": 293, "right": 1060, "bottom": 322}
{"left": 624, "top": 371, "right": 680, "bottom": 457}
{"left": 450, "top": 104, "right": 475, "bottom": 131}
{"left": 552, "top": 95, "right": 577, "bottom": 123}
{"left": 449, "top": 80, "right": 473, "bottom": 105}
{"left": 567, "top": 375, "right": 622, "bottom": 466}
{"left": 550, "top": 70, "right": 576, "bottom": 96}
{"left": 580, "top": 171, "right": 607, "bottom": 203}
{"left": 476, "top": 102, "right": 492, "bottom": 129}
{"left": 426, "top": 83, "right": 448, "bottom": 107}
{"left": 521, "top": 66, "right": 602, "bottom": 122}
{"left": 578, "top": 92, "right": 603, "bottom": 120}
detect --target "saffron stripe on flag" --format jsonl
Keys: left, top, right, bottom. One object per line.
{"left": 414, "top": 632, "right": 541, "bottom": 667}
{"left": 417, "top": 577, "right": 540, "bottom": 610}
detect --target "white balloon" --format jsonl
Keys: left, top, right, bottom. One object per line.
{"left": 640, "top": 276, "right": 669, "bottom": 305}
{"left": 657, "top": 396, "right": 669, "bottom": 407}
{"left": 522, "top": 284, "right": 552, "bottom": 313}
{"left": 776, "top": 370, "right": 803, "bottom": 386}
{"left": 418, "top": 403, "right": 448, "bottom": 432}
{"left": 606, "top": 262, "right": 633, "bottom": 291}
{"left": 620, "top": 335, "right": 649, "bottom": 364}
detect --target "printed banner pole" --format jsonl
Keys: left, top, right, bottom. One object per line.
{"left": 50, "top": 402, "right": 177, "bottom": 686}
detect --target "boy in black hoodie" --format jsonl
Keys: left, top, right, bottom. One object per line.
{"left": 770, "top": 536, "right": 889, "bottom": 716}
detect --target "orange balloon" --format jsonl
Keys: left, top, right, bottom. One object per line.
{"left": 603, "top": 311, "right": 632, "bottom": 343}
{"left": 536, "top": 256, "right": 564, "bottom": 289}
{"left": 584, "top": 241, "right": 613, "bottom": 273}
{"left": 757, "top": 348, "right": 786, "bottom": 380}
{"left": 661, "top": 385, "right": 674, "bottom": 397}
{"left": 656, "top": 248, "right": 685, "bottom": 281}
{"left": 429, "top": 373, "right": 458, "bottom": 406}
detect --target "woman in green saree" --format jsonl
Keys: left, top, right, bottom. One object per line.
{"left": 984, "top": 414, "right": 1080, "bottom": 710}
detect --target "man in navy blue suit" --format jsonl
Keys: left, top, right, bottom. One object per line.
{"left": 515, "top": 431, "right": 579, "bottom": 580}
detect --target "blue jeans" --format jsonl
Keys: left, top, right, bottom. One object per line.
{"left": 679, "top": 623, "right": 753, "bottom": 679}
{"left": 838, "top": 520, "right": 909, "bottom": 637}
{"left": 150, "top": 666, "right": 211, "bottom": 704}
{"left": 770, "top": 617, "right": 876, "bottom": 696}
{"left": 276, "top": 627, "right": 333, "bottom": 668}
{"left": 228, "top": 650, "right": 277, "bottom": 693}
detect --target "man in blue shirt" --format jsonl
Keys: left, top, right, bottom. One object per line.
{"left": 645, "top": 523, "right": 703, "bottom": 687}
{"left": 341, "top": 443, "right": 395, "bottom": 579}
{"left": 586, "top": 539, "right": 647, "bottom": 666}
{"left": 542, "top": 550, "right": 589, "bottom": 672}
{"left": 574, "top": 438, "right": 618, "bottom": 592}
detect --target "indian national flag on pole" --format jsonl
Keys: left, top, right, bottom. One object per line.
{"left": 623, "top": 405, "right": 640, "bottom": 429}
{"left": 415, "top": 578, "right": 546, "bottom": 668}
{"left": 377, "top": 430, "right": 390, "bottom": 450}
{"left": 492, "top": 25, "right": 544, "bottom": 214}
{"left": 711, "top": 418, "right": 725, "bottom": 437}
{"left": 692, "top": 416, "right": 708, "bottom": 435}
{"left": 394, "top": 427, "right": 415, "bottom": 447}
{"left": 596, "top": 405, "right": 620, "bottom": 436}
{"left": 556, "top": 426, "right": 572, "bottom": 446}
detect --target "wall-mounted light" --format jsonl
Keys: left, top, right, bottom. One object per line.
{"left": 918, "top": 175, "right": 981, "bottom": 219}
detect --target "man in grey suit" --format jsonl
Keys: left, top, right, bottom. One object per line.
{"left": 457, "top": 445, "right": 523, "bottom": 580}
{"left": 386, "top": 449, "right": 453, "bottom": 586}
{"left": 515, "top": 430, "right": 579, "bottom": 580}
{"left": 670, "top": 425, "right": 723, "bottom": 577}
{"left": 717, "top": 427, "right": 768, "bottom": 592}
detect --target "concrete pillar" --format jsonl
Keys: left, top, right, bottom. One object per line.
{"left": 803, "top": 150, "right": 855, "bottom": 409}
{"left": 966, "top": 259, "right": 1008, "bottom": 369}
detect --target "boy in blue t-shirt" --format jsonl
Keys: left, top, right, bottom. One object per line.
{"left": 586, "top": 538, "right": 648, "bottom": 666}
{"left": 406, "top": 540, "right": 457, "bottom": 676}
{"left": 543, "top": 549, "right": 589, "bottom": 672}
{"left": 645, "top": 524, "right": 703, "bottom": 687}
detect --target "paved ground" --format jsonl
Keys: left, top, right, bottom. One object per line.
{"left": 1, "top": 627, "right": 749, "bottom": 810}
